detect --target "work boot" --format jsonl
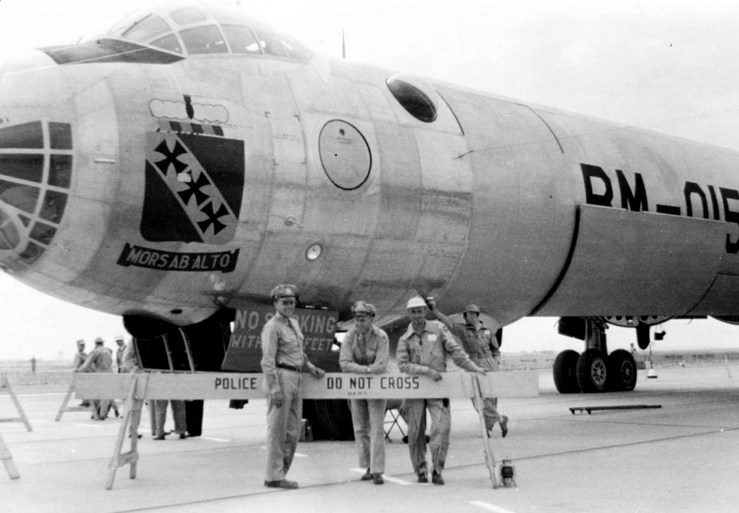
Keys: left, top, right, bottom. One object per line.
{"left": 153, "top": 434, "right": 166, "bottom": 440}
{"left": 264, "top": 479, "right": 298, "bottom": 489}
{"left": 500, "top": 415, "right": 509, "bottom": 438}
{"left": 417, "top": 472, "right": 428, "bottom": 483}
{"left": 360, "top": 468, "right": 373, "bottom": 481}
{"left": 373, "top": 473, "right": 384, "bottom": 485}
{"left": 432, "top": 471, "right": 445, "bottom": 485}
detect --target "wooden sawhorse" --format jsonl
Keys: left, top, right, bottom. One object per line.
{"left": 0, "top": 372, "right": 33, "bottom": 479}
{"left": 55, "top": 373, "right": 95, "bottom": 421}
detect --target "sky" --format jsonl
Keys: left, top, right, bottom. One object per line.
{"left": 1, "top": 0, "right": 739, "bottom": 359}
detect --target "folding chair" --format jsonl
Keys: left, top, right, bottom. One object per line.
{"left": 384, "top": 399, "right": 405, "bottom": 442}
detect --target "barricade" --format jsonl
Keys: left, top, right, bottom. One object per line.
{"left": 0, "top": 372, "right": 32, "bottom": 479}
{"left": 74, "top": 371, "right": 539, "bottom": 490}
{"left": 55, "top": 373, "right": 96, "bottom": 421}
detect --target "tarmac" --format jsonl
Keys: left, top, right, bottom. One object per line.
{"left": 1, "top": 364, "right": 738, "bottom": 513}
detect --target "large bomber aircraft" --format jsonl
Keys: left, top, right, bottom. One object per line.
{"left": 0, "top": 2, "right": 736, "bottom": 435}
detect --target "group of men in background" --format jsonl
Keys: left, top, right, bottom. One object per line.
{"left": 73, "top": 335, "right": 186, "bottom": 439}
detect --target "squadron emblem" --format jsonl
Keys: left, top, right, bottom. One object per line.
{"left": 141, "top": 131, "right": 244, "bottom": 245}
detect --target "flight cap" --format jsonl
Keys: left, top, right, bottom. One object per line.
{"left": 270, "top": 284, "right": 298, "bottom": 299}
{"left": 464, "top": 304, "right": 481, "bottom": 314}
{"left": 94, "top": 336, "right": 104, "bottom": 344}
{"left": 406, "top": 297, "right": 427, "bottom": 310}
{"left": 76, "top": 339, "right": 84, "bottom": 346}
{"left": 351, "top": 301, "right": 376, "bottom": 317}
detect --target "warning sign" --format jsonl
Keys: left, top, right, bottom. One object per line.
{"left": 221, "top": 304, "right": 339, "bottom": 372}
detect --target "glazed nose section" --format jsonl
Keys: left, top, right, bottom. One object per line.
{"left": 0, "top": 50, "right": 72, "bottom": 270}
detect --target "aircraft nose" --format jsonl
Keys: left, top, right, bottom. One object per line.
{"left": 0, "top": 49, "right": 73, "bottom": 270}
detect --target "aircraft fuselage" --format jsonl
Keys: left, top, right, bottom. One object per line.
{"left": 0, "top": 10, "right": 737, "bottom": 329}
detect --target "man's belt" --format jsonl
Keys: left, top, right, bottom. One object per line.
{"left": 276, "top": 362, "right": 301, "bottom": 372}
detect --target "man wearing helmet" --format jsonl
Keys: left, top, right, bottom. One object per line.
{"left": 396, "top": 296, "right": 486, "bottom": 485}
{"left": 261, "top": 284, "right": 326, "bottom": 490}
{"left": 429, "top": 300, "right": 509, "bottom": 438}
{"left": 339, "top": 301, "right": 389, "bottom": 485}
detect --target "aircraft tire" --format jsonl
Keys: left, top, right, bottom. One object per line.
{"left": 576, "top": 348, "right": 608, "bottom": 393}
{"left": 553, "top": 349, "right": 581, "bottom": 393}
{"left": 606, "top": 349, "right": 637, "bottom": 391}
{"left": 303, "top": 399, "right": 355, "bottom": 441}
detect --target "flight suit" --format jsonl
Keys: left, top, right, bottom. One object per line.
{"left": 73, "top": 350, "right": 88, "bottom": 370}
{"left": 78, "top": 344, "right": 114, "bottom": 419}
{"left": 436, "top": 312, "right": 504, "bottom": 431}
{"left": 339, "top": 325, "right": 389, "bottom": 475}
{"left": 261, "top": 314, "right": 319, "bottom": 482}
{"left": 396, "top": 320, "right": 482, "bottom": 478}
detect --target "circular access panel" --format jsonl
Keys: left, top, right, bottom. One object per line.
{"left": 318, "top": 120, "right": 371, "bottom": 190}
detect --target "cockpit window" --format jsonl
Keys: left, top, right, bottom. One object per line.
{"left": 252, "top": 27, "right": 287, "bottom": 58}
{"left": 150, "top": 34, "right": 182, "bottom": 54}
{"left": 280, "top": 34, "right": 311, "bottom": 61}
{"left": 180, "top": 25, "right": 228, "bottom": 54}
{"left": 170, "top": 6, "right": 207, "bottom": 26}
{"left": 222, "top": 25, "right": 262, "bottom": 54}
{"left": 92, "top": 5, "right": 312, "bottom": 61}
{"left": 122, "top": 14, "right": 171, "bottom": 45}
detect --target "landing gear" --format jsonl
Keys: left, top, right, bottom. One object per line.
{"left": 553, "top": 349, "right": 580, "bottom": 393}
{"left": 576, "top": 348, "right": 608, "bottom": 393}
{"left": 606, "top": 349, "right": 637, "bottom": 391}
{"left": 553, "top": 317, "right": 640, "bottom": 394}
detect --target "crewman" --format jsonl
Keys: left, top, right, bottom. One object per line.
{"left": 120, "top": 339, "right": 140, "bottom": 373}
{"left": 429, "top": 300, "right": 508, "bottom": 437}
{"left": 77, "top": 337, "right": 117, "bottom": 420}
{"left": 72, "top": 339, "right": 87, "bottom": 370}
{"left": 396, "top": 296, "right": 486, "bottom": 485}
{"left": 261, "top": 284, "right": 326, "bottom": 490}
{"left": 339, "top": 301, "right": 389, "bottom": 485}
{"left": 72, "top": 339, "right": 90, "bottom": 407}
{"left": 114, "top": 335, "right": 125, "bottom": 373}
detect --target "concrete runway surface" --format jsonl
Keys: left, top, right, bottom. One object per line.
{"left": 1, "top": 364, "right": 738, "bottom": 513}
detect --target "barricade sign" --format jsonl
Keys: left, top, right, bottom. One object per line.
{"left": 73, "top": 370, "right": 539, "bottom": 490}
{"left": 74, "top": 371, "right": 539, "bottom": 401}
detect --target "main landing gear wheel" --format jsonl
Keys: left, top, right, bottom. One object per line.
{"left": 606, "top": 349, "right": 638, "bottom": 391}
{"left": 553, "top": 349, "right": 581, "bottom": 393}
{"left": 576, "top": 348, "right": 608, "bottom": 393}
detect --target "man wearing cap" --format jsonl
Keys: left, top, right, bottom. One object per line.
{"left": 429, "top": 300, "right": 508, "bottom": 438}
{"left": 261, "top": 284, "right": 326, "bottom": 490}
{"left": 73, "top": 339, "right": 88, "bottom": 370}
{"left": 78, "top": 337, "right": 116, "bottom": 420}
{"left": 339, "top": 301, "right": 389, "bottom": 485}
{"left": 114, "top": 336, "right": 125, "bottom": 373}
{"left": 72, "top": 340, "right": 90, "bottom": 407}
{"left": 397, "top": 296, "right": 486, "bottom": 485}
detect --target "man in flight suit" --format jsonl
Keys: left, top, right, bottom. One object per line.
{"left": 114, "top": 335, "right": 125, "bottom": 373}
{"left": 429, "top": 301, "right": 509, "bottom": 437}
{"left": 77, "top": 337, "right": 115, "bottom": 420}
{"left": 397, "top": 296, "right": 486, "bottom": 485}
{"left": 73, "top": 339, "right": 90, "bottom": 407}
{"left": 261, "top": 284, "right": 326, "bottom": 490}
{"left": 339, "top": 301, "right": 389, "bottom": 485}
